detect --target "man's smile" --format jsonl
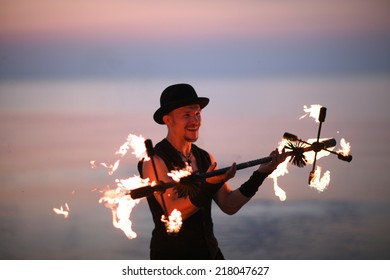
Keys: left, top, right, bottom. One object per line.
{"left": 186, "top": 126, "right": 199, "bottom": 132}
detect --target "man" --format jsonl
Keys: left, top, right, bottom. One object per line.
{"left": 139, "top": 83, "right": 286, "bottom": 260}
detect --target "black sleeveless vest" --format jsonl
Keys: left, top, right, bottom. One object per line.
{"left": 138, "top": 139, "right": 221, "bottom": 260}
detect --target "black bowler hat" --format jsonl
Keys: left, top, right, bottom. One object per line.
{"left": 153, "top": 84, "right": 209, "bottom": 125}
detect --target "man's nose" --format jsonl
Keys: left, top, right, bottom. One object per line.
{"left": 191, "top": 115, "right": 201, "bottom": 124}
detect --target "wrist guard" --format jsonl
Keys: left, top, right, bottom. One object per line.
{"left": 239, "top": 171, "right": 269, "bottom": 198}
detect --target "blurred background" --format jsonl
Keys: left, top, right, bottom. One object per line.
{"left": 0, "top": 0, "right": 389, "bottom": 260}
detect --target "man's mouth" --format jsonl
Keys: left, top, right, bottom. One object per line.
{"left": 186, "top": 127, "right": 198, "bottom": 132}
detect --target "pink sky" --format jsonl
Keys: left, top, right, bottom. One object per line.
{"left": 1, "top": 0, "right": 389, "bottom": 80}
{"left": 1, "top": 0, "right": 389, "bottom": 41}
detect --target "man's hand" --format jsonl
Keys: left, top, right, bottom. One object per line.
{"left": 206, "top": 162, "right": 237, "bottom": 185}
{"left": 258, "top": 148, "right": 287, "bottom": 174}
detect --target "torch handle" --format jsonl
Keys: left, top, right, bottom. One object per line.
{"left": 198, "top": 156, "right": 273, "bottom": 179}
{"left": 130, "top": 186, "right": 155, "bottom": 199}
{"left": 131, "top": 155, "right": 285, "bottom": 199}
{"left": 130, "top": 182, "right": 179, "bottom": 200}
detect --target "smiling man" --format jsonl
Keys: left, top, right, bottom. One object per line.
{"left": 139, "top": 83, "right": 285, "bottom": 260}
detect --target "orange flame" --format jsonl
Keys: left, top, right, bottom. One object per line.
{"left": 95, "top": 133, "right": 191, "bottom": 238}
{"left": 163, "top": 165, "right": 191, "bottom": 233}
{"left": 338, "top": 138, "right": 351, "bottom": 156}
{"left": 269, "top": 139, "right": 289, "bottom": 201}
{"left": 91, "top": 134, "right": 150, "bottom": 176}
{"left": 299, "top": 103, "right": 334, "bottom": 191}
{"left": 269, "top": 135, "right": 334, "bottom": 200}
{"left": 168, "top": 163, "right": 193, "bottom": 182}
{"left": 161, "top": 209, "right": 183, "bottom": 234}
{"left": 91, "top": 134, "right": 153, "bottom": 239}
{"left": 100, "top": 160, "right": 121, "bottom": 176}
{"left": 99, "top": 176, "right": 152, "bottom": 239}
{"left": 53, "top": 203, "right": 70, "bottom": 218}
{"left": 300, "top": 104, "right": 323, "bottom": 123}
{"left": 309, "top": 166, "right": 331, "bottom": 192}
{"left": 305, "top": 138, "right": 332, "bottom": 191}
{"left": 116, "top": 133, "right": 150, "bottom": 161}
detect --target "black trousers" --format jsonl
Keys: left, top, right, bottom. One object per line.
{"left": 150, "top": 248, "right": 225, "bottom": 260}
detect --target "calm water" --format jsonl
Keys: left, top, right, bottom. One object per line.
{"left": 1, "top": 198, "right": 389, "bottom": 260}
{"left": 213, "top": 200, "right": 390, "bottom": 260}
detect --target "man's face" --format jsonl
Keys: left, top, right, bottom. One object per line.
{"left": 167, "top": 104, "right": 202, "bottom": 143}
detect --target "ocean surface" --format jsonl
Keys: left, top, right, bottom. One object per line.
{"left": 1, "top": 199, "right": 389, "bottom": 260}
{"left": 213, "top": 200, "right": 390, "bottom": 260}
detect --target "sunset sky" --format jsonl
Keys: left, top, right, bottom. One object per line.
{"left": 1, "top": 0, "right": 389, "bottom": 79}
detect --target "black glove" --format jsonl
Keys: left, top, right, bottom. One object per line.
{"left": 239, "top": 171, "right": 270, "bottom": 198}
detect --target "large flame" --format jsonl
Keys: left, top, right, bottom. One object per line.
{"left": 91, "top": 134, "right": 153, "bottom": 239}
{"left": 95, "top": 133, "right": 186, "bottom": 238}
{"left": 99, "top": 176, "right": 151, "bottom": 239}
{"left": 116, "top": 133, "right": 150, "bottom": 161}
{"left": 91, "top": 133, "right": 150, "bottom": 176}
{"left": 269, "top": 139, "right": 289, "bottom": 201}
{"left": 309, "top": 166, "right": 331, "bottom": 192}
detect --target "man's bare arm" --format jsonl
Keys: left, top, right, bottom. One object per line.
{"left": 142, "top": 156, "right": 200, "bottom": 220}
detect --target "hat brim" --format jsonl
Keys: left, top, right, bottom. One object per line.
{"left": 153, "top": 97, "right": 209, "bottom": 125}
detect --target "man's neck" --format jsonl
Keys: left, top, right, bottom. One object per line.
{"left": 165, "top": 135, "right": 192, "bottom": 156}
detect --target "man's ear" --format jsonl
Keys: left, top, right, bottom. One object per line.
{"left": 162, "top": 115, "right": 171, "bottom": 125}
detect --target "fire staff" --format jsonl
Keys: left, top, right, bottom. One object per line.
{"left": 138, "top": 83, "right": 286, "bottom": 260}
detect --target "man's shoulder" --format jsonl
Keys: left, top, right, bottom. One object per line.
{"left": 192, "top": 143, "right": 212, "bottom": 163}
{"left": 192, "top": 143, "right": 208, "bottom": 154}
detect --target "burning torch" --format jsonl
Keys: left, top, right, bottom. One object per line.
{"left": 130, "top": 135, "right": 349, "bottom": 200}
{"left": 294, "top": 107, "right": 352, "bottom": 184}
